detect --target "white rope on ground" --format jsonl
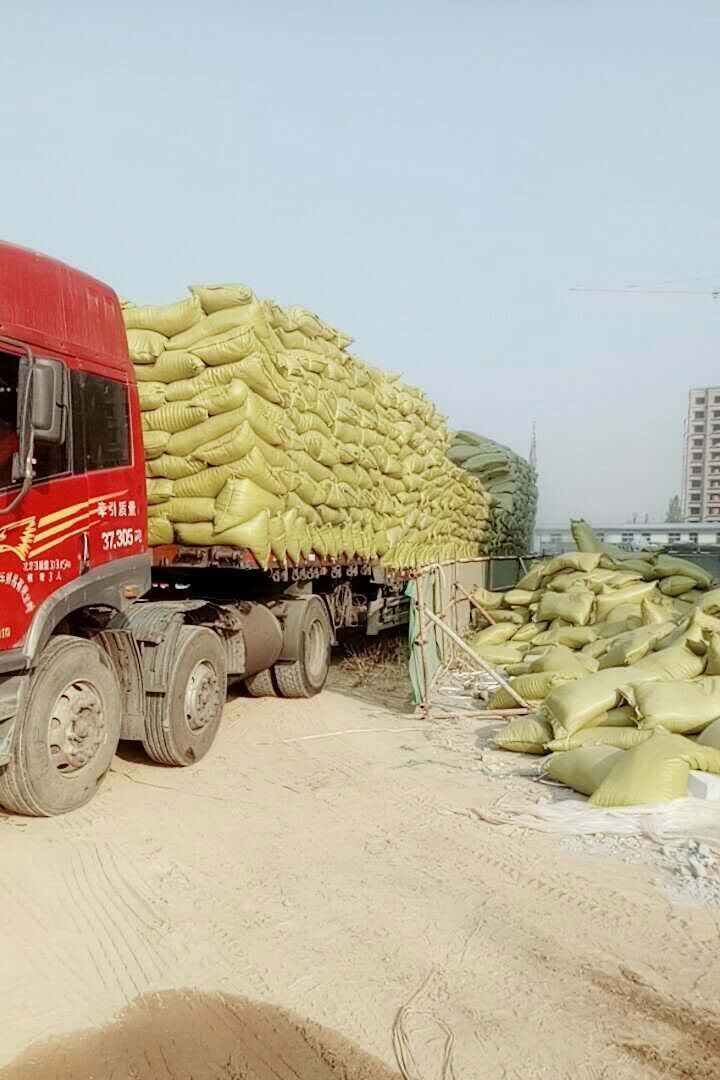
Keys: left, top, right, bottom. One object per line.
{"left": 282, "top": 726, "right": 429, "bottom": 743}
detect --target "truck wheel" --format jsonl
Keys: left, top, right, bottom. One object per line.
{"left": 244, "top": 668, "right": 279, "bottom": 697}
{"left": 274, "top": 600, "right": 331, "bottom": 699}
{"left": 143, "top": 626, "right": 227, "bottom": 767}
{"left": 0, "top": 635, "right": 122, "bottom": 817}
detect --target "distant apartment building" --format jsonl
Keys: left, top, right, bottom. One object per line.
{"left": 682, "top": 386, "right": 720, "bottom": 521}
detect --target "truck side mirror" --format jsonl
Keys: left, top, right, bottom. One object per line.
{"left": 32, "top": 358, "right": 66, "bottom": 445}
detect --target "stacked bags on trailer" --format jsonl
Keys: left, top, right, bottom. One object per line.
{"left": 470, "top": 528, "right": 720, "bottom": 804}
{"left": 124, "top": 286, "right": 492, "bottom": 568}
{"left": 447, "top": 432, "right": 537, "bottom": 555}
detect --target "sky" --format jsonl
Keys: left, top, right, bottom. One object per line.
{"left": 1, "top": 3, "right": 719, "bottom": 526}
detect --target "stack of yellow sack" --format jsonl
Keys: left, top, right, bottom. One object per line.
{"left": 472, "top": 533, "right": 720, "bottom": 806}
{"left": 124, "top": 285, "right": 491, "bottom": 567}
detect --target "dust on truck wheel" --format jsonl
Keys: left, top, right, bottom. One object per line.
{"left": 0, "top": 635, "right": 122, "bottom": 817}
{"left": 142, "top": 625, "right": 227, "bottom": 767}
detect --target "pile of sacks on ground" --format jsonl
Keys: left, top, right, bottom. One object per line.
{"left": 447, "top": 431, "right": 538, "bottom": 555}
{"left": 467, "top": 523, "right": 720, "bottom": 806}
{"left": 122, "top": 285, "right": 491, "bottom": 568}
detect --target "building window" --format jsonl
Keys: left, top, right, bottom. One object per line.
{"left": 596, "top": 532, "right": 605, "bottom": 541}
{"left": 695, "top": 395, "right": 707, "bottom": 403}
{"left": 691, "top": 480, "right": 702, "bottom": 488}
{"left": 694, "top": 439, "right": 704, "bottom": 447}
{"left": 692, "top": 466, "right": 702, "bottom": 474}
{"left": 694, "top": 425, "right": 705, "bottom": 433}
{"left": 696, "top": 411, "right": 706, "bottom": 419}
{"left": 668, "top": 532, "right": 681, "bottom": 542}
{"left": 621, "top": 532, "right": 634, "bottom": 543}
{"left": 689, "top": 533, "right": 699, "bottom": 543}
{"left": 693, "top": 453, "right": 704, "bottom": 461}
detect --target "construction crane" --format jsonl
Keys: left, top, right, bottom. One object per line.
{"left": 570, "top": 285, "right": 720, "bottom": 299}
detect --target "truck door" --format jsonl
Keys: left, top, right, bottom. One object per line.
{"left": 69, "top": 366, "right": 146, "bottom": 576}
{"left": 0, "top": 349, "right": 87, "bottom": 650}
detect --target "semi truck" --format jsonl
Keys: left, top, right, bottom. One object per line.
{"left": 0, "top": 241, "right": 414, "bottom": 816}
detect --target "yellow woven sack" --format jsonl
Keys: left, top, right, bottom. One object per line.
{"left": 190, "top": 326, "right": 255, "bottom": 366}
{"left": 127, "top": 329, "right": 167, "bottom": 364}
{"left": 472, "top": 623, "right": 518, "bottom": 646}
{"left": 191, "top": 380, "right": 249, "bottom": 415}
{"left": 190, "top": 283, "right": 254, "bottom": 313}
{"left": 529, "top": 646, "right": 596, "bottom": 675}
{"left": 596, "top": 581, "right": 657, "bottom": 621}
{"left": 590, "top": 732, "right": 720, "bottom": 807}
{"left": 148, "top": 518, "right": 174, "bottom": 546}
{"left": 192, "top": 421, "right": 256, "bottom": 467}
{"left": 168, "top": 305, "right": 258, "bottom": 351}
{"left": 545, "top": 747, "right": 624, "bottom": 796}
{"left": 543, "top": 552, "right": 603, "bottom": 576}
{"left": 142, "top": 404, "right": 208, "bottom": 434}
{"left": 134, "top": 351, "right": 205, "bottom": 384}
{"left": 146, "top": 478, "right": 173, "bottom": 505}
{"left": 214, "top": 478, "right": 283, "bottom": 532}
{"left": 211, "top": 510, "right": 271, "bottom": 565}
{"left": 493, "top": 716, "right": 553, "bottom": 754}
{"left": 146, "top": 455, "right": 205, "bottom": 479}
{"left": 138, "top": 383, "right": 168, "bottom": 411}
{"left": 229, "top": 448, "right": 286, "bottom": 497}
{"left": 123, "top": 296, "right": 202, "bottom": 337}
{"left": 173, "top": 466, "right": 232, "bottom": 499}
{"left": 282, "top": 509, "right": 303, "bottom": 564}
{"left": 268, "top": 515, "right": 287, "bottom": 563}
{"left": 546, "top": 728, "right": 653, "bottom": 752}
{"left": 631, "top": 678, "right": 720, "bottom": 734}
{"left": 167, "top": 408, "right": 252, "bottom": 457}
{"left": 537, "top": 590, "right": 594, "bottom": 627}
{"left": 597, "top": 623, "right": 675, "bottom": 670}
{"left": 166, "top": 498, "right": 216, "bottom": 524}
{"left": 142, "top": 430, "right": 171, "bottom": 460}
{"left": 175, "top": 522, "right": 214, "bottom": 545}
{"left": 488, "top": 672, "right": 579, "bottom": 709}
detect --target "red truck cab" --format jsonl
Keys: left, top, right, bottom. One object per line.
{"left": 0, "top": 241, "right": 333, "bottom": 817}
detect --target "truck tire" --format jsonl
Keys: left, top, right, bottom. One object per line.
{"left": 142, "top": 626, "right": 227, "bottom": 767}
{"left": 244, "top": 668, "right": 279, "bottom": 698}
{"left": 273, "top": 599, "right": 331, "bottom": 699}
{"left": 0, "top": 635, "right": 122, "bottom": 817}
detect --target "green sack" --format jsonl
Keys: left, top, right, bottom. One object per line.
{"left": 631, "top": 678, "right": 720, "bottom": 735}
{"left": 494, "top": 716, "right": 553, "bottom": 754}
{"left": 191, "top": 380, "right": 250, "bottom": 415}
{"left": 173, "top": 466, "right": 233, "bottom": 499}
{"left": 659, "top": 575, "right": 697, "bottom": 597}
{"left": 654, "top": 554, "right": 714, "bottom": 588}
{"left": 190, "top": 282, "right": 254, "bottom": 313}
{"left": 545, "top": 747, "right": 624, "bottom": 796}
{"left": 590, "top": 732, "right": 720, "bottom": 807}
{"left": 512, "top": 622, "right": 548, "bottom": 643}
{"left": 473, "top": 644, "right": 525, "bottom": 665}
{"left": 135, "top": 350, "right": 206, "bottom": 384}
{"left": 146, "top": 478, "right": 173, "bottom": 505}
{"left": 137, "top": 383, "right": 167, "bottom": 412}
{"left": 214, "top": 478, "right": 283, "bottom": 532}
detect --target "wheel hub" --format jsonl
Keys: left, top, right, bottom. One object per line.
{"left": 185, "top": 661, "right": 218, "bottom": 732}
{"left": 48, "top": 682, "right": 106, "bottom": 773}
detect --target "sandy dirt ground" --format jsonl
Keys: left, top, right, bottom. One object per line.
{"left": 1, "top": 662, "right": 720, "bottom": 1079}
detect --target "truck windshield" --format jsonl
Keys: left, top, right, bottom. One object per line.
{"left": 0, "top": 355, "right": 19, "bottom": 489}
